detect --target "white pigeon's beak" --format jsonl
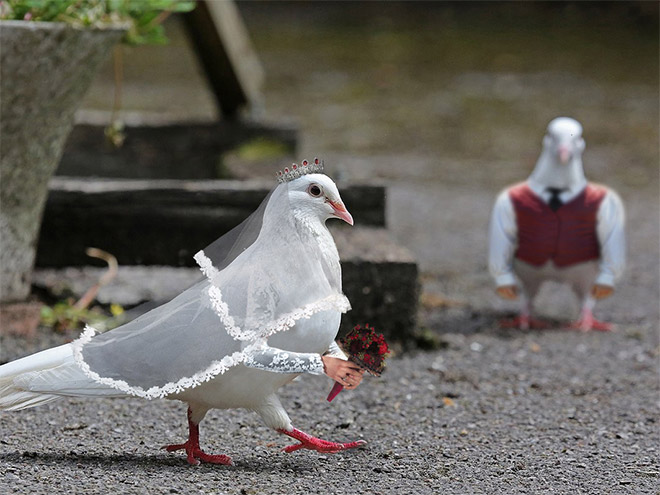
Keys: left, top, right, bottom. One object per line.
{"left": 327, "top": 199, "right": 354, "bottom": 225}
{"left": 558, "top": 145, "right": 572, "bottom": 165}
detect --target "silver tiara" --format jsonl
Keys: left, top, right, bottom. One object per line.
{"left": 276, "top": 158, "right": 324, "bottom": 183}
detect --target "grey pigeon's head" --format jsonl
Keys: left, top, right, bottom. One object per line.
{"left": 287, "top": 173, "right": 354, "bottom": 225}
{"left": 543, "top": 117, "right": 585, "bottom": 165}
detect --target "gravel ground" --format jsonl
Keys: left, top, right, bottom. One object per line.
{"left": 1, "top": 321, "right": 658, "bottom": 494}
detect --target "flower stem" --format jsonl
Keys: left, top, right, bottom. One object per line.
{"left": 327, "top": 382, "right": 344, "bottom": 402}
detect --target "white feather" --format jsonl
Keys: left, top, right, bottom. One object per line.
{"left": 0, "top": 343, "right": 126, "bottom": 411}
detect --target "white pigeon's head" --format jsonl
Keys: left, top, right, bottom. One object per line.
{"left": 530, "top": 117, "right": 587, "bottom": 189}
{"left": 286, "top": 173, "right": 354, "bottom": 225}
{"left": 543, "top": 117, "right": 585, "bottom": 165}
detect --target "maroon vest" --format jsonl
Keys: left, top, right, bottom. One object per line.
{"left": 509, "top": 182, "right": 607, "bottom": 267}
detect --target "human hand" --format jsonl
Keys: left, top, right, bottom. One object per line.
{"left": 496, "top": 285, "right": 518, "bottom": 300}
{"left": 592, "top": 284, "right": 614, "bottom": 300}
{"left": 321, "top": 356, "right": 365, "bottom": 390}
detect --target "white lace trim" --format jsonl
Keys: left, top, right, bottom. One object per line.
{"left": 207, "top": 284, "right": 350, "bottom": 341}
{"left": 71, "top": 249, "right": 351, "bottom": 399}
{"left": 206, "top": 284, "right": 243, "bottom": 338}
{"left": 259, "top": 292, "right": 351, "bottom": 340}
{"left": 72, "top": 325, "right": 260, "bottom": 400}
{"left": 197, "top": 249, "right": 351, "bottom": 341}
{"left": 194, "top": 249, "right": 221, "bottom": 281}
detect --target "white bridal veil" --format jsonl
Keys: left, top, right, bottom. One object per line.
{"left": 72, "top": 178, "right": 351, "bottom": 399}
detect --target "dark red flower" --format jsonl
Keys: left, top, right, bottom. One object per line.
{"left": 338, "top": 323, "right": 389, "bottom": 375}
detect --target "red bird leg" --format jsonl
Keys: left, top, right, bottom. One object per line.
{"left": 162, "top": 407, "right": 232, "bottom": 466}
{"left": 327, "top": 382, "right": 344, "bottom": 402}
{"left": 277, "top": 427, "right": 366, "bottom": 454}
{"left": 567, "top": 306, "right": 613, "bottom": 332}
{"left": 499, "top": 296, "right": 550, "bottom": 330}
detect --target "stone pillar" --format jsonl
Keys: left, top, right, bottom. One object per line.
{"left": 0, "top": 21, "right": 122, "bottom": 302}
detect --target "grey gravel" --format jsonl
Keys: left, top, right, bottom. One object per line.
{"left": 1, "top": 318, "right": 658, "bottom": 494}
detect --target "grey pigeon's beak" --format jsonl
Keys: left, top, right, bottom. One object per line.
{"left": 328, "top": 200, "right": 354, "bottom": 225}
{"left": 558, "top": 145, "right": 572, "bottom": 165}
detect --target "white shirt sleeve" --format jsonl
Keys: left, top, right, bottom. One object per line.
{"left": 324, "top": 341, "right": 348, "bottom": 360}
{"left": 595, "top": 189, "right": 626, "bottom": 287}
{"left": 488, "top": 190, "right": 518, "bottom": 287}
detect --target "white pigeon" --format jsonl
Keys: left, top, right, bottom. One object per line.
{"left": 489, "top": 117, "right": 625, "bottom": 331}
{"left": 0, "top": 160, "right": 367, "bottom": 465}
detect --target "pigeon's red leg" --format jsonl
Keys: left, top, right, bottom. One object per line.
{"left": 162, "top": 407, "right": 232, "bottom": 466}
{"left": 498, "top": 314, "right": 549, "bottom": 330}
{"left": 567, "top": 307, "right": 613, "bottom": 332}
{"left": 277, "top": 428, "right": 366, "bottom": 454}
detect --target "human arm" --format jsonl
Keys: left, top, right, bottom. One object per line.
{"left": 321, "top": 354, "right": 364, "bottom": 389}
{"left": 243, "top": 341, "right": 363, "bottom": 388}
{"left": 488, "top": 190, "right": 519, "bottom": 296}
{"left": 594, "top": 189, "right": 625, "bottom": 297}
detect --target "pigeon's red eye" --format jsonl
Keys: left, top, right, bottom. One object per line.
{"left": 308, "top": 184, "right": 322, "bottom": 197}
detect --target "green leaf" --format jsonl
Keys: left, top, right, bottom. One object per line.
{"left": 1, "top": 0, "right": 196, "bottom": 45}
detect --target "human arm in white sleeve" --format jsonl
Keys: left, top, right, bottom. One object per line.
{"left": 243, "top": 339, "right": 364, "bottom": 389}
{"left": 595, "top": 189, "right": 626, "bottom": 287}
{"left": 243, "top": 340, "right": 348, "bottom": 375}
{"left": 488, "top": 190, "right": 518, "bottom": 288}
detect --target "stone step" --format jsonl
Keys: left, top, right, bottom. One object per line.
{"left": 37, "top": 177, "right": 385, "bottom": 267}
{"left": 34, "top": 227, "right": 417, "bottom": 343}
{"left": 37, "top": 178, "right": 416, "bottom": 341}
{"left": 333, "top": 227, "right": 418, "bottom": 342}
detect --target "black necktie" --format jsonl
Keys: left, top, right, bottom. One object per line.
{"left": 546, "top": 187, "right": 565, "bottom": 212}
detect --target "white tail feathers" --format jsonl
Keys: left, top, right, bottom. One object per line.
{"left": 0, "top": 384, "right": 61, "bottom": 411}
{"left": 0, "top": 343, "right": 126, "bottom": 411}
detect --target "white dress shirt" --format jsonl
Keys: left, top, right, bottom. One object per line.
{"left": 488, "top": 180, "right": 625, "bottom": 288}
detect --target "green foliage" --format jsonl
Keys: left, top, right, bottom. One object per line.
{"left": 40, "top": 299, "right": 124, "bottom": 332}
{"left": 0, "top": 0, "right": 195, "bottom": 44}
{"left": 40, "top": 300, "right": 104, "bottom": 332}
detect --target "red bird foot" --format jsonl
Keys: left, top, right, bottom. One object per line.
{"left": 498, "top": 315, "right": 549, "bottom": 330}
{"left": 163, "top": 407, "right": 232, "bottom": 466}
{"left": 566, "top": 307, "right": 613, "bottom": 332}
{"left": 278, "top": 428, "right": 366, "bottom": 454}
{"left": 163, "top": 440, "right": 232, "bottom": 466}
{"left": 567, "top": 312, "right": 613, "bottom": 332}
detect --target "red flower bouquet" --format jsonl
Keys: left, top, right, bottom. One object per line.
{"left": 327, "top": 324, "right": 390, "bottom": 402}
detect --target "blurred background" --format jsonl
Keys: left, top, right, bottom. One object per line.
{"left": 70, "top": 1, "right": 659, "bottom": 333}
